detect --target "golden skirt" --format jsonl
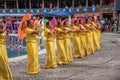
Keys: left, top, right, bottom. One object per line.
{"left": 0, "top": 44, "right": 12, "bottom": 80}
{"left": 56, "top": 39, "right": 68, "bottom": 64}
{"left": 80, "top": 33, "right": 88, "bottom": 56}
{"left": 64, "top": 38, "right": 73, "bottom": 62}
{"left": 45, "top": 41, "right": 57, "bottom": 68}
{"left": 97, "top": 30, "right": 101, "bottom": 46}
{"left": 93, "top": 30, "right": 100, "bottom": 50}
{"left": 86, "top": 32, "right": 94, "bottom": 55}
{"left": 26, "top": 42, "right": 40, "bottom": 74}
{"left": 73, "top": 36, "right": 83, "bottom": 58}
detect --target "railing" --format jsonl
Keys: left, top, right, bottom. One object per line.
{"left": 101, "top": 3, "right": 115, "bottom": 11}
{"left": 7, "top": 34, "right": 45, "bottom": 58}
{"left": 0, "top": 7, "right": 105, "bottom": 15}
{"left": 0, "top": 6, "right": 115, "bottom": 17}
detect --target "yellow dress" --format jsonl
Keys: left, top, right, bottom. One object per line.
{"left": 72, "top": 25, "right": 83, "bottom": 58}
{"left": 85, "top": 24, "right": 94, "bottom": 55}
{"left": 79, "top": 24, "right": 87, "bottom": 56}
{"left": 44, "top": 28, "right": 57, "bottom": 68}
{"left": 56, "top": 27, "right": 68, "bottom": 64}
{"left": 64, "top": 27, "right": 73, "bottom": 62}
{"left": 92, "top": 22, "right": 100, "bottom": 50}
{"left": 98, "top": 28, "right": 101, "bottom": 46}
{"left": 0, "top": 33, "right": 12, "bottom": 80}
{"left": 96, "top": 22, "right": 101, "bottom": 49}
{"left": 26, "top": 28, "right": 40, "bottom": 74}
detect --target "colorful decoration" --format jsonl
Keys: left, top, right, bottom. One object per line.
{"left": 69, "top": 8, "right": 72, "bottom": 13}
{"left": 63, "top": 8, "right": 66, "bottom": 12}
{"left": 17, "top": 10, "right": 20, "bottom": 13}
{"left": 30, "top": 9, "right": 34, "bottom": 13}
{"left": 92, "top": 7, "right": 96, "bottom": 12}
{"left": 2, "top": 9, "right": 6, "bottom": 14}
{"left": 36, "top": 9, "right": 40, "bottom": 13}
{"left": 50, "top": 16, "right": 57, "bottom": 30}
{"left": 83, "top": 7, "right": 88, "bottom": 12}
{"left": 10, "top": 9, "right": 13, "bottom": 13}
{"left": 44, "top": 8, "right": 47, "bottom": 13}
{"left": 23, "top": 10, "right": 27, "bottom": 13}
{"left": 76, "top": 8, "right": 80, "bottom": 12}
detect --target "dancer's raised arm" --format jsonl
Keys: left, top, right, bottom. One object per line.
{"left": 0, "top": 20, "right": 9, "bottom": 33}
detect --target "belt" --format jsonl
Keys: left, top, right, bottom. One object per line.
{"left": 46, "top": 40, "right": 54, "bottom": 42}
{"left": 56, "top": 38, "right": 64, "bottom": 40}
{"left": 64, "top": 37, "right": 71, "bottom": 39}
{"left": 26, "top": 40, "right": 37, "bottom": 43}
{"left": 73, "top": 35, "right": 79, "bottom": 37}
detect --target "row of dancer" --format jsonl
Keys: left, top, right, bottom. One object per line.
{"left": 44, "top": 17, "right": 101, "bottom": 69}
{"left": 0, "top": 16, "right": 101, "bottom": 80}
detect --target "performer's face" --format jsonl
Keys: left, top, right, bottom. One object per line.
{"left": 47, "top": 22, "right": 50, "bottom": 28}
{"left": 58, "top": 23, "right": 62, "bottom": 28}
{"left": 29, "top": 20, "right": 34, "bottom": 28}
{"left": 64, "top": 23, "right": 68, "bottom": 27}
{"left": 75, "top": 21, "right": 78, "bottom": 26}
{"left": 88, "top": 19, "right": 91, "bottom": 23}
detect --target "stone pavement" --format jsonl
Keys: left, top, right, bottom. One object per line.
{"left": 10, "top": 33, "right": 120, "bottom": 80}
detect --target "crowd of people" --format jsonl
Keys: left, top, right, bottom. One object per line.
{"left": 0, "top": 14, "right": 101, "bottom": 80}
{"left": 100, "top": 18, "right": 118, "bottom": 32}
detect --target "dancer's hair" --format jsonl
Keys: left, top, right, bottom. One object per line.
{"left": 57, "top": 22, "right": 61, "bottom": 26}
{"left": 74, "top": 20, "right": 77, "bottom": 24}
{"left": 79, "top": 20, "right": 82, "bottom": 24}
{"left": 63, "top": 22, "right": 66, "bottom": 26}
{"left": 46, "top": 22, "right": 49, "bottom": 26}
{"left": 26, "top": 20, "right": 31, "bottom": 26}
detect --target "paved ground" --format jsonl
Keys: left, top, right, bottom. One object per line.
{"left": 10, "top": 33, "right": 120, "bottom": 80}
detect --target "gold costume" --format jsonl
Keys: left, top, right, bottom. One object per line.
{"left": 44, "top": 28, "right": 57, "bottom": 68}
{"left": 56, "top": 27, "right": 68, "bottom": 64}
{"left": 72, "top": 25, "right": 83, "bottom": 58}
{"left": 85, "top": 24, "right": 94, "bottom": 55}
{"left": 0, "top": 33, "right": 12, "bottom": 80}
{"left": 92, "top": 22, "right": 101, "bottom": 50}
{"left": 64, "top": 27, "right": 73, "bottom": 62}
{"left": 26, "top": 28, "right": 40, "bottom": 74}
{"left": 79, "top": 24, "right": 88, "bottom": 56}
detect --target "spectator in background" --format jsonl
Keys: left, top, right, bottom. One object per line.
{"left": 105, "top": 18, "right": 109, "bottom": 32}
{"left": 100, "top": 18, "right": 105, "bottom": 25}
{"left": 109, "top": 18, "right": 114, "bottom": 32}
{"left": 49, "top": 3, "right": 53, "bottom": 8}
{"left": 110, "top": 18, "right": 114, "bottom": 25}
{"left": 112, "top": 19, "right": 118, "bottom": 32}
{"left": 100, "top": 18, "right": 105, "bottom": 32}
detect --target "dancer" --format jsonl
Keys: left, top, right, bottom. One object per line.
{"left": 78, "top": 20, "right": 88, "bottom": 56}
{"left": 91, "top": 18, "right": 100, "bottom": 50}
{"left": 26, "top": 20, "right": 41, "bottom": 74}
{"left": 63, "top": 22, "right": 73, "bottom": 62}
{"left": 0, "top": 19, "right": 13, "bottom": 80}
{"left": 85, "top": 17, "right": 95, "bottom": 55}
{"left": 56, "top": 22, "right": 68, "bottom": 65}
{"left": 44, "top": 22, "right": 57, "bottom": 68}
{"left": 94, "top": 19, "right": 101, "bottom": 49}
{"left": 72, "top": 20, "right": 83, "bottom": 58}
